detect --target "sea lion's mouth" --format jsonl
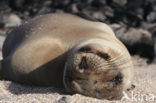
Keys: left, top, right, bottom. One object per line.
{"left": 65, "top": 76, "right": 87, "bottom": 82}
{"left": 64, "top": 75, "right": 88, "bottom": 92}
{"left": 107, "top": 72, "right": 123, "bottom": 85}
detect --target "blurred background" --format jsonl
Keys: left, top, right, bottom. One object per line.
{"left": 0, "top": 0, "right": 156, "bottom": 63}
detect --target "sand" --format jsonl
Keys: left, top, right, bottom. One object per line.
{"left": 0, "top": 56, "right": 156, "bottom": 103}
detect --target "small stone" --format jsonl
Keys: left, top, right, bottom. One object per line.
{"left": 0, "top": 36, "right": 5, "bottom": 51}
{"left": 0, "top": 29, "right": 7, "bottom": 36}
{"left": 9, "top": 0, "right": 25, "bottom": 11}
{"left": 91, "top": 0, "right": 106, "bottom": 7}
{"left": 4, "top": 14, "right": 21, "bottom": 28}
{"left": 112, "top": 0, "right": 127, "bottom": 6}
{"left": 147, "top": 11, "right": 156, "bottom": 22}
{"left": 71, "top": 4, "right": 79, "bottom": 13}
{"left": 58, "top": 96, "right": 67, "bottom": 103}
{"left": 0, "top": 50, "right": 2, "bottom": 60}
{"left": 103, "top": 6, "right": 114, "bottom": 17}
{"left": 115, "top": 26, "right": 153, "bottom": 58}
{"left": 55, "top": 9, "right": 64, "bottom": 13}
{"left": 109, "top": 23, "right": 121, "bottom": 31}
{"left": 115, "top": 27, "right": 152, "bottom": 46}
{"left": 92, "top": 12, "right": 106, "bottom": 21}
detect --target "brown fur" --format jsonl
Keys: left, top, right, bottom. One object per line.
{"left": 1, "top": 13, "right": 134, "bottom": 99}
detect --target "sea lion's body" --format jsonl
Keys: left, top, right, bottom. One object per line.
{"left": 0, "top": 13, "right": 134, "bottom": 99}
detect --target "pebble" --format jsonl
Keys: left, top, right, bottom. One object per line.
{"left": 147, "top": 11, "right": 156, "bottom": 22}
{"left": 4, "top": 14, "right": 21, "bottom": 28}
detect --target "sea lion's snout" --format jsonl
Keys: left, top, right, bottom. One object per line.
{"left": 63, "top": 41, "right": 133, "bottom": 100}
{"left": 74, "top": 45, "right": 112, "bottom": 73}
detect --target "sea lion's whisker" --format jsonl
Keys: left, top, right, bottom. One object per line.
{"left": 95, "top": 57, "right": 132, "bottom": 71}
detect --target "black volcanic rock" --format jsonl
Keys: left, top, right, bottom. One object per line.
{"left": 0, "top": 0, "right": 156, "bottom": 61}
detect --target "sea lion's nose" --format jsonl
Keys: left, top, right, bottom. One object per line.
{"left": 79, "top": 56, "right": 88, "bottom": 70}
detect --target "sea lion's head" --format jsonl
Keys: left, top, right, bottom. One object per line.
{"left": 63, "top": 38, "right": 134, "bottom": 100}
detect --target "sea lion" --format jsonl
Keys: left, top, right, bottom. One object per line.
{"left": 0, "top": 13, "right": 134, "bottom": 100}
